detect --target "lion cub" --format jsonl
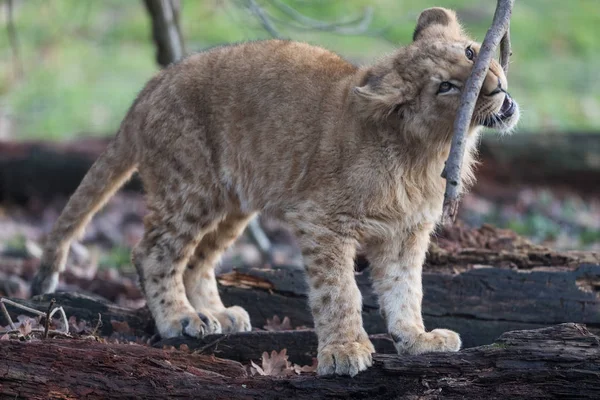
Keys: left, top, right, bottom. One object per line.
{"left": 32, "top": 8, "right": 519, "bottom": 376}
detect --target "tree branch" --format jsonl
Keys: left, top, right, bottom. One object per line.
{"left": 143, "top": 0, "right": 185, "bottom": 67}
{"left": 5, "top": 0, "right": 23, "bottom": 78}
{"left": 441, "top": 0, "right": 514, "bottom": 225}
{"left": 244, "top": 0, "right": 282, "bottom": 38}
{"left": 241, "top": 0, "right": 377, "bottom": 38}
{"left": 266, "top": 0, "right": 374, "bottom": 35}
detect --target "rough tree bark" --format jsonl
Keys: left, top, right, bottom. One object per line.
{"left": 442, "top": 0, "right": 515, "bottom": 223}
{"left": 5, "top": 229, "right": 599, "bottom": 353}
{"left": 1, "top": 324, "right": 599, "bottom": 399}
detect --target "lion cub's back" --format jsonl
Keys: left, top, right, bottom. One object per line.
{"left": 186, "top": 39, "right": 355, "bottom": 85}
{"left": 130, "top": 40, "right": 357, "bottom": 204}
{"left": 169, "top": 40, "right": 357, "bottom": 114}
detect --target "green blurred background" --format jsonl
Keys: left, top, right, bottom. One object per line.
{"left": 0, "top": 0, "right": 599, "bottom": 140}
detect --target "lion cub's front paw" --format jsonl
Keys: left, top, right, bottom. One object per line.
{"left": 317, "top": 340, "right": 375, "bottom": 376}
{"left": 395, "top": 328, "right": 461, "bottom": 355}
{"left": 212, "top": 306, "right": 251, "bottom": 333}
{"left": 156, "top": 309, "right": 222, "bottom": 339}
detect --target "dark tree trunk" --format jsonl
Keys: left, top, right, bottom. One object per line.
{"left": 2, "top": 134, "right": 600, "bottom": 204}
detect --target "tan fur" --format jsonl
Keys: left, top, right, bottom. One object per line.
{"left": 32, "top": 8, "right": 519, "bottom": 376}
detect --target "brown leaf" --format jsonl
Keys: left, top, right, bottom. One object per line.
{"left": 69, "top": 316, "right": 89, "bottom": 333}
{"left": 292, "top": 358, "right": 318, "bottom": 375}
{"left": 250, "top": 360, "right": 265, "bottom": 376}
{"left": 110, "top": 320, "right": 133, "bottom": 334}
{"left": 261, "top": 349, "right": 292, "bottom": 376}
{"left": 179, "top": 344, "right": 190, "bottom": 353}
{"left": 17, "top": 315, "right": 41, "bottom": 330}
{"left": 18, "top": 318, "right": 32, "bottom": 336}
{"left": 264, "top": 315, "right": 293, "bottom": 332}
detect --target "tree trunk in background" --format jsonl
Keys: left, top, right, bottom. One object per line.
{"left": 2, "top": 134, "right": 599, "bottom": 205}
{"left": 143, "top": 0, "right": 184, "bottom": 67}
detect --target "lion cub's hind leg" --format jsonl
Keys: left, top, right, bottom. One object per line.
{"left": 132, "top": 202, "right": 224, "bottom": 339}
{"left": 183, "top": 212, "right": 254, "bottom": 334}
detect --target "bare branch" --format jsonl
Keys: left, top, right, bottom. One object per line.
{"left": 241, "top": 0, "right": 378, "bottom": 38}
{"left": 43, "top": 298, "right": 55, "bottom": 339}
{"left": 0, "top": 297, "right": 69, "bottom": 335}
{"left": 247, "top": 218, "right": 272, "bottom": 262}
{"left": 267, "top": 0, "right": 374, "bottom": 35}
{"left": 244, "top": 0, "right": 282, "bottom": 38}
{"left": 5, "top": 0, "right": 23, "bottom": 78}
{"left": 143, "top": 0, "right": 185, "bottom": 66}
{"left": 441, "top": 0, "right": 514, "bottom": 224}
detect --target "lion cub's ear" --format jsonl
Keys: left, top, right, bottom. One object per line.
{"left": 352, "top": 72, "right": 406, "bottom": 120}
{"left": 413, "top": 7, "right": 462, "bottom": 41}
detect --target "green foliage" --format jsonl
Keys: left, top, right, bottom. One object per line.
{"left": 98, "top": 245, "right": 133, "bottom": 271}
{"left": 3, "top": 234, "right": 27, "bottom": 252}
{"left": 0, "top": 0, "right": 599, "bottom": 139}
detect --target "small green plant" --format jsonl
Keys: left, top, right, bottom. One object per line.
{"left": 98, "top": 246, "right": 133, "bottom": 271}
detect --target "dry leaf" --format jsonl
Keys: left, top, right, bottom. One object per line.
{"left": 263, "top": 349, "right": 293, "bottom": 376}
{"left": 264, "top": 315, "right": 293, "bottom": 332}
{"left": 17, "top": 315, "right": 41, "bottom": 329}
{"left": 110, "top": 320, "right": 133, "bottom": 334}
{"left": 18, "top": 318, "right": 32, "bottom": 337}
{"left": 0, "top": 333, "right": 10, "bottom": 341}
{"left": 250, "top": 349, "right": 315, "bottom": 376}
{"left": 179, "top": 344, "right": 190, "bottom": 352}
{"left": 292, "top": 358, "right": 318, "bottom": 375}
{"left": 250, "top": 360, "right": 265, "bottom": 376}
{"left": 69, "top": 316, "right": 89, "bottom": 333}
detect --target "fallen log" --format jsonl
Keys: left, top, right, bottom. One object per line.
{"left": 5, "top": 254, "right": 600, "bottom": 351}
{"left": 1, "top": 324, "right": 599, "bottom": 399}
{"left": 155, "top": 330, "right": 396, "bottom": 365}
{"left": 2, "top": 134, "right": 600, "bottom": 204}
{"left": 0, "top": 138, "right": 141, "bottom": 204}
{"left": 479, "top": 132, "right": 600, "bottom": 195}
{"left": 4, "top": 222, "right": 600, "bottom": 346}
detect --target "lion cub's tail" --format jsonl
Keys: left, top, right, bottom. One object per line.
{"left": 30, "top": 133, "right": 137, "bottom": 295}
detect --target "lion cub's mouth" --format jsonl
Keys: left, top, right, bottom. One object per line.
{"left": 481, "top": 92, "right": 517, "bottom": 129}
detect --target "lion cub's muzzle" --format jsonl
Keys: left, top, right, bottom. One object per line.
{"left": 481, "top": 92, "right": 519, "bottom": 131}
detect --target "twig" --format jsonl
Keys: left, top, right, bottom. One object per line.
{"left": 1, "top": 297, "right": 45, "bottom": 317}
{"left": 267, "top": 0, "right": 373, "bottom": 35}
{"left": 43, "top": 298, "right": 56, "bottom": 339}
{"left": 0, "top": 297, "right": 69, "bottom": 335}
{"left": 245, "top": 0, "right": 282, "bottom": 38}
{"left": 90, "top": 313, "right": 103, "bottom": 336}
{"left": 247, "top": 218, "right": 272, "bottom": 263}
{"left": 441, "top": 0, "right": 514, "bottom": 225}
{"left": 195, "top": 334, "right": 231, "bottom": 354}
{"left": 5, "top": 0, "right": 23, "bottom": 78}
{"left": 0, "top": 299, "right": 16, "bottom": 330}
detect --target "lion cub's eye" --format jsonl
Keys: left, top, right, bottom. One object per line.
{"left": 465, "top": 46, "right": 474, "bottom": 60}
{"left": 438, "top": 81, "right": 454, "bottom": 94}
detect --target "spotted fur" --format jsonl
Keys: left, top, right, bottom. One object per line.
{"left": 31, "top": 8, "right": 519, "bottom": 376}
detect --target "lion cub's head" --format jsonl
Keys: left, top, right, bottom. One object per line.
{"left": 353, "top": 7, "right": 520, "bottom": 142}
